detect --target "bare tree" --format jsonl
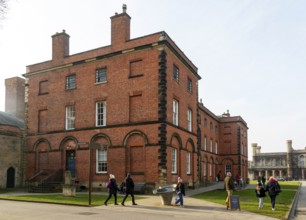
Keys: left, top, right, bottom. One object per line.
{"left": 0, "top": 0, "right": 8, "bottom": 21}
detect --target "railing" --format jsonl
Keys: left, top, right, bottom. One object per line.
{"left": 26, "top": 169, "right": 63, "bottom": 192}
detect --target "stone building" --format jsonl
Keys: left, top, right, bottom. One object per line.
{"left": 21, "top": 5, "right": 248, "bottom": 190}
{"left": 248, "top": 140, "right": 306, "bottom": 180}
{"left": 0, "top": 77, "right": 25, "bottom": 188}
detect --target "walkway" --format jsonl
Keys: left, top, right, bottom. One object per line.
{"left": 0, "top": 181, "right": 296, "bottom": 220}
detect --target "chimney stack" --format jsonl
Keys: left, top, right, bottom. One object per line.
{"left": 5, "top": 77, "right": 25, "bottom": 120}
{"left": 52, "top": 29, "right": 70, "bottom": 61}
{"left": 110, "top": 4, "right": 131, "bottom": 49}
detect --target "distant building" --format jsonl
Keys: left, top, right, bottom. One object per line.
{"left": 2, "top": 5, "right": 248, "bottom": 191}
{"left": 248, "top": 140, "right": 306, "bottom": 180}
{"left": 0, "top": 77, "right": 25, "bottom": 188}
{"left": 199, "top": 105, "right": 248, "bottom": 183}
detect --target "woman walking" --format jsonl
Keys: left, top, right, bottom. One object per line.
{"left": 104, "top": 174, "right": 120, "bottom": 206}
{"left": 174, "top": 177, "right": 185, "bottom": 207}
{"left": 266, "top": 176, "right": 281, "bottom": 211}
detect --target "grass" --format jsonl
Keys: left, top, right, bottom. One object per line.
{"left": 0, "top": 192, "right": 141, "bottom": 206}
{"left": 192, "top": 181, "right": 300, "bottom": 220}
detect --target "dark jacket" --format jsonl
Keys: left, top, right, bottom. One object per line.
{"left": 124, "top": 175, "right": 135, "bottom": 194}
{"left": 255, "top": 186, "right": 266, "bottom": 198}
{"left": 107, "top": 178, "right": 119, "bottom": 194}
{"left": 224, "top": 176, "right": 234, "bottom": 190}
{"left": 261, "top": 176, "right": 266, "bottom": 184}
{"left": 175, "top": 182, "right": 185, "bottom": 196}
{"left": 266, "top": 179, "right": 281, "bottom": 196}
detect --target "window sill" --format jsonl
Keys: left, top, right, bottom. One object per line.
{"left": 95, "top": 81, "right": 108, "bottom": 85}
{"left": 65, "top": 88, "right": 76, "bottom": 91}
{"left": 128, "top": 74, "right": 144, "bottom": 79}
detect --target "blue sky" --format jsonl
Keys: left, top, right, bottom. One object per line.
{"left": 0, "top": 0, "right": 305, "bottom": 159}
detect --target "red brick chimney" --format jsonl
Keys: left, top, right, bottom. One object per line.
{"left": 52, "top": 29, "right": 70, "bottom": 61}
{"left": 110, "top": 4, "right": 131, "bottom": 49}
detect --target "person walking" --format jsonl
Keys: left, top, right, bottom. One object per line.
{"left": 120, "top": 173, "right": 137, "bottom": 206}
{"left": 174, "top": 177, "right": 185, "bottom": 207}
{"left": 224, "top": 172, "right": 234, "bottom": 209}
{"left": 257, "top": 176, "right": 262, "bottom": 185}
{"left": 261, "top": 174, "right": 266, "bottom": 187}
{"left": 104, "top": 174, "right": 120, "bottom": 206}
{"left": 255, "top": 182, "right": 266, "bottom": 209}
{"left": 266, "top": 176, "right": 281, "bottom": 211}
{"left": 217, "top": 171, "right": 221, "bottom": 182}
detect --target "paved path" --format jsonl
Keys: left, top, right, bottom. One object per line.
{"left": 0, "top": 181, "right": 294, "bottom": 220}
{"left": 292, "top": 181, "right": 306, "bottom": 220}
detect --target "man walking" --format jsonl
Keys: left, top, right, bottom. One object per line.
{"left": 224, "top": 172, "right": 234, "bottom": 209}
{"left": 121, "top": 173, "right": 137, "bottom": 206}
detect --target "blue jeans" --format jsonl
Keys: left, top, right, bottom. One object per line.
{"left": 175, "top": 192, "right": 184, "bottom": 206}
{"left": 269, "top": 195, "right": 276, "bottom": 208}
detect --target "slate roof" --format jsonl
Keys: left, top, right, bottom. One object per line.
{"left": 0, "top": 111, "right": 24, "bottom": 129}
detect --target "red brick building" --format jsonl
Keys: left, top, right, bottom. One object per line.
{"left": 198, "top": 104, "right": 248, "bottom": 183}
{"left": 23, "top": 6, "right": 248, "bottom": 190}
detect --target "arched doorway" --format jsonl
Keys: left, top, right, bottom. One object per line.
{"left": 6, "top": 167, "right": 15, "bottom": 188}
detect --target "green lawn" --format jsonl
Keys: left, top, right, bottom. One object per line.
{"left": 0, "top": 193, "right": 140, "bottom": 206}
{"left": 192, "top": 181, "right": 300, "bottom": 220}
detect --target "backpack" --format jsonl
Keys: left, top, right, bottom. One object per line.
{"left": 107, "top": 180, "right": 112, "bottom": 189}
{"left": 269, "top": 182, "right": 281, "bottom": 194}
{"left": 274, "top": 183, "right": 281, "bottom": 193}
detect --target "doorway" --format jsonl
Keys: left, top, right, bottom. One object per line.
{"left": 66, "top": 150, "right": 76, "bottom": 178}
{"left": 6, "top": 167, "right": 15, "bottom": 188}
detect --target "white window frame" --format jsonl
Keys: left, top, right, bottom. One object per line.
{"left": 65, "top": 106, "right": 75, "bottom": 130}
{"left": 187, "top": 108, "right": 192, "bottom": 132}
{"left": 186, "top": 152, "right": 191, "bottom": 174}
{"left": 241, "top": 144, "right": 244, "bottom": 155}
{"left": 173, "top": 99, "right": 179, "bottom": 126}
{"left": 171, "top": 148, "right": 177, "bottom": 174}
{"left": 204, "top": 162, "right": 207, "bottom": 176}
{"left": 66, "top": 74, "right": 76, "bottom": 89}
{"left": 187, "top": 78, "right": 192, "bottom": 93}
{"left": 96, "top": 67, "right": 107, "bottom": 83}
{"left": 96, "top": 101, "right": 106, "bottom": 126}
{"left": 215, "top": 142, "right": 218, "bottom": 154}
{"left": 225, "top": 164, "right": 231, "bottom": 174}
{"left": 204, "top": 137, "right": 207, "bottom": 151}
{"left": 210, "top": 139, "right": 213, "bottom": 152}
{"left": 96, "top": 149, "right": 107, "bottom": 173}
{"left": 173, "top": 65, "right": 179, "bottom": 81}
{"left": 209, "top": 163, "right": 212, "bottom": 176}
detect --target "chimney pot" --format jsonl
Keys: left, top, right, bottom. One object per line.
{"left": 123, "top": 4, "right": 127, "bottom": 13}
